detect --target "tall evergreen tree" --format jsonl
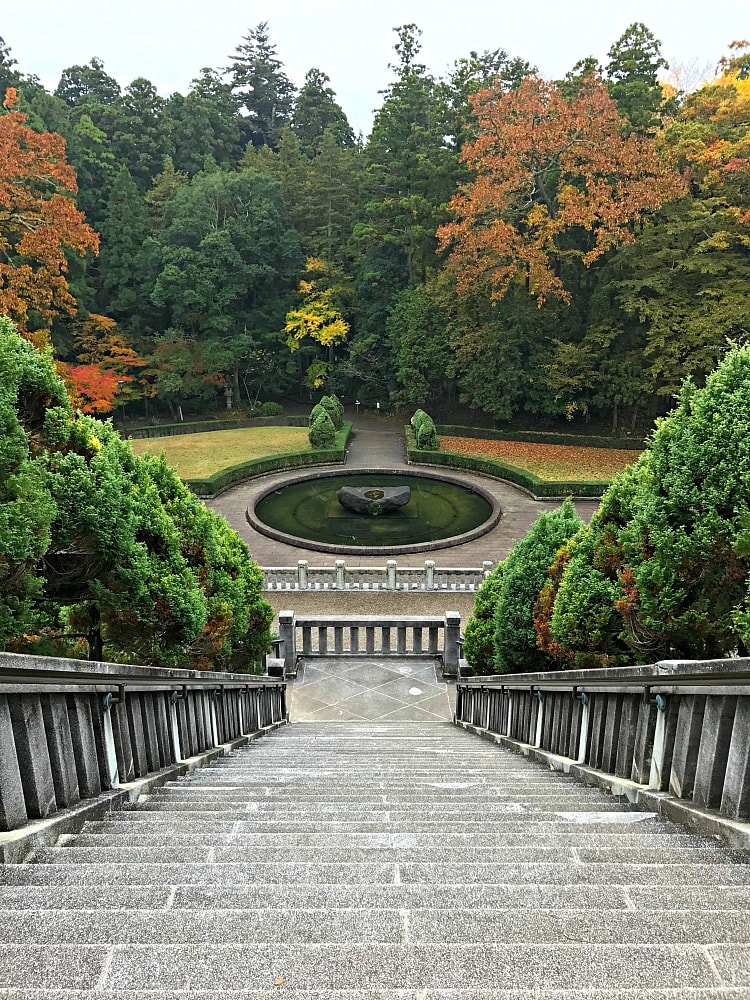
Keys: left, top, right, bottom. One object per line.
{"left": 292, "top": 68, "right": 355, "bottom": 156}
{"left": 165, "top": 69, "right": 244, "bottom": 176}
{"left": 227, "top": 22, "right": 295, "bottom": 150}
{"left": 363, "top": 24, "right": 454, "bottom": 286}
{"left": 605, "top": 23, "right": 674, "bottom": 132}
{"left": 97, "top": 166, "right": 150, "bottom": 328}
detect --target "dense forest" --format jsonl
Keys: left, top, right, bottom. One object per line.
{"left": 1, "top": 23, "right": 748, "bottom": 432}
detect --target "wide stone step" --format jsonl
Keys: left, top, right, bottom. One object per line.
{"left": 2, "top": 907, "right": 750, "bottom": 946}
{"left": 0, "top": 991, "right": 747, "bottom": 1000}
{"left": 29, "top": 844, "right": 737, "bottom": 866}
{"left": 3, "top": 861, "right": 749, "bottom": 886}
{"left": 5, "top": 881, "right": 750, "bottom": 913}
{"left": 67, "top": 830, "right": 709, "bottom": 849}
{"left": 79, "top": 816, "right": 676, "bottom": 834}
{"left": 0, "top": 941, "right": 731, "bottom": 992}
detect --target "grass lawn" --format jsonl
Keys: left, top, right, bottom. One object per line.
{"left": 129, "top": 426, "right": 312, "bottom": 479}
{"left": 440, "top": 436, "right": 640, "bottom": 482}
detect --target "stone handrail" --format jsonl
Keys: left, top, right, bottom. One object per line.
{"left": 271, "top": 612, "right": 462, "bottom": 679}
{"left": 262, "top": 559, "right": 494, "bottom": 592}
{"left": 455, "top": 659, "right": 750, "bottom": 842}
{"left": 0, "top": 651, "right": 287, "bottom": 854}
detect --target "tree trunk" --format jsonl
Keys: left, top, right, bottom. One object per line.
{"left": 612, "top": 398, "right": 619, "bottom": 434}
{"left": 88, "top": 605, "right": 104, "bottom": 662}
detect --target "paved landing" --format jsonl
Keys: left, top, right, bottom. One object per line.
{"left": 289, "top": 656, "right": 454, "bottom": 722}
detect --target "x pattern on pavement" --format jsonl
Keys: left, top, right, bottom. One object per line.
{"left": 289, "top": 656, "right": 455, "bottom": 723}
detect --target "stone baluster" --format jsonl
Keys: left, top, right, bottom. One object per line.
{"left": 443, "top": 612, "right": 461, "bottom": 676}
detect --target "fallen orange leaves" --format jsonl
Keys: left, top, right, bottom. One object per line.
{"left": 441, "top": 436, "right": 639, "bottom": 482}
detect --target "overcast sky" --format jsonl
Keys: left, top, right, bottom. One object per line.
{"left": 4, "top": 1, "right": 746, "bottom": 135}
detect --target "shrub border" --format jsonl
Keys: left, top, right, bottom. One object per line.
{"left": 406, "top": 428, "right": 610, "bottom": 499}
{"left": 127, "top": 415, "right": 308, "bottom": 439}
{"left": 436, "top": 424, "right": 644, "bottom": 451}
{"left": 175, "top": 423, "right": 352, "bottom": 498}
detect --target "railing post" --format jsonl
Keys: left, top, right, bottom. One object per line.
{"left": 169, "top": 693, "right": 184, "bottom": 762}
{"left": 577, "top": 694, "right": 590, "bottom": 763}
{"left": 649, "top": 695, "right": 668, "bottom": 789}
{"left": 297, "top": 560, "right": 308, "bottom": 589}
{"left": 482, "top": 560, "right": 493, "bottom": 579}
{"left": 387, "top": 559, "right": 397, "bottom": 590}
{"left": 443, "top": 612, "right": 461, "bottom": 677}
{"left": 534, "top": 691, "right": 545, "bottom": 748}
{"left": 0, "top": 694, "right": 28, "bottom": 831}
{"left": 209, "top": 691, "right": 220, "bottom": 747}
{"left": 278, "top": 610, "right": 295, "bottom": 678}
{"left": 425, "top": 560, "right": 435, "bottom": 590}
{"left": 335, "top": 559, "right": 346, "bottom": 590}
{"left": 100, "top": 694, "right": 121, "bottom": 787}
{"left": 505, "top": 692, "right": 514, "bottom": 738}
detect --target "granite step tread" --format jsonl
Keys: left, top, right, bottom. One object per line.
{"left": 3, "top": 907, "right": 750, "bottom": 946}
{"left": 0, "top": 942, "right": 731, "bottom": 991}
{"left": 28, "top": 845, "right": 739, "bottom": 866}
{"left": 3, "top": 861, "right": 749, "bottom": 886}
{"left": 2, "top": 991, "right": 750, "bottom": 1000}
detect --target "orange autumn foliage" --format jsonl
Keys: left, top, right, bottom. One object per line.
{"left": 0, "top": 87, "right": 99, "bottom": 343}
{"left": 437, "top": 74, "right": 686, "bottom": 304}
{"left": 63, "top": 363, "right": 124, "bottom": 415}
{"left": 60, "top": 313, "right": 148, "bottom": 415}
{"left": 440, "top": 436, "right": 639, "bottom": 482}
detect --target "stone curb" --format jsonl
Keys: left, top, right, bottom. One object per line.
{"left": 455, "top": 720, "right": 750, "bottom": 849}
{"left": 0, "top": 721, "right": 286, "bottom": 865}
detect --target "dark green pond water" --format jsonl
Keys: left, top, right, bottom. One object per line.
{"left": 254, "top": 473, "right": 493, "bottom": 547}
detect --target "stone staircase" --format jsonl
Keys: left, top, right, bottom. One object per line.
{"left": 1, "top": 720, "right": 750, "bottom": 997}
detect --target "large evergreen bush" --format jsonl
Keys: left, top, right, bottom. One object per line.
{"left": 543, "top": 457, "right": 648, "bottom": 668}
{"left": 309, "top": 408, "right": 336, "bottom": 448}
{"left": 411, "top": 408, "right": 440, "bottom": 449}
{"left": 493, "top": 497, "right": 583, "bottom": 673}
{"left": 319, "top": 394, "right": 344, "bottom": 430}
{"left": 622, "top": 349, "right": 750, "bottom": 659}
{"left": 463, "top": 563, "right": 503, "bottom": 673}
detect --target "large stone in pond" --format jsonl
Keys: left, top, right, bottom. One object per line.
{"left": 337, "top": 485, "right": 411, "bottom": 516}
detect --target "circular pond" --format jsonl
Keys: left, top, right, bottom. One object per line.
{"left": 248, "top": 470, "right": 501, "bottom": 554}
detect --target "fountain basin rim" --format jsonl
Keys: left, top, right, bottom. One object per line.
{"left": 245, "top": 467, "right": 502, "bottom": 555}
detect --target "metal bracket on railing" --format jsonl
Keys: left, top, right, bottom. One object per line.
{"left": 534, "top": 689, "right": 545, "bottom": 703}
{"left": 643, "top": 686, "right": 667, "bottom": 711}
{"left": 101, "top": 685, "right": 125, "bottom": 711}
{"left": 572, "top": 687, "right": 589, "bottom": 706}
{"left": 170, "top": 685, "right": 188, "bottom": 706}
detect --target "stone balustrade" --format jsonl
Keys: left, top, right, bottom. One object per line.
{"left": 262, "top": 559, "right": 494, "bottom": 592}
{"left": 455, "top": 659, "right": 750, "bottom": 835}
{"left": 271, "top": 612, "right": 462, "bottom": 679}
{"left": 0, "top": 652, "right": 287, "bottom": 844}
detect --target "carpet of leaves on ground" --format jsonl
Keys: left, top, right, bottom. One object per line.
{"left": 441, "top": 436, "right": 640, "bottom": 481}
{"left": 130, "top": 427, "right": 311, "bottom": 478}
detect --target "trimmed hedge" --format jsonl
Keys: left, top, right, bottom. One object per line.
{"left": 405, "top": 428, "right": 608, "bottom": 498}
{"left": 435, "top": 425, "right": 644, "bottom": 451}
{"left": 128, "top": 415, "right": 307, "bottom": 439}
{"left": 185, "top": 422, "right": 352, "bottom": 497}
